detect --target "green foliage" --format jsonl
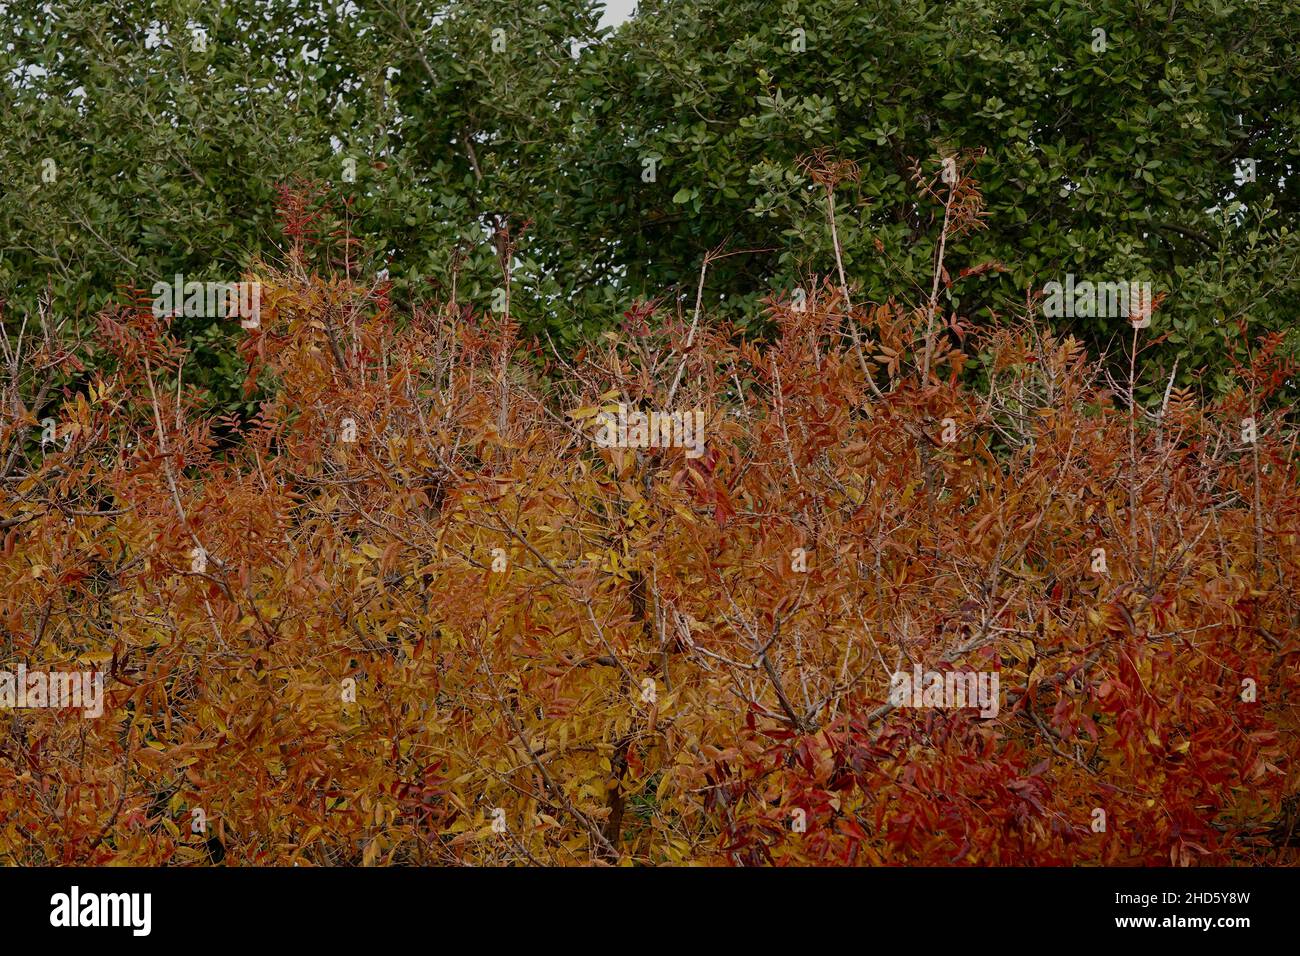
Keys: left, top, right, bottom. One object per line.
{"left": 2, "top": 0, "right": 1297, "bottom": 408}
{"left": 569, "top": 0, "right": 1300, "bottom": 393}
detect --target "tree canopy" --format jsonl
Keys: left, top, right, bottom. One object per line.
{"left": 2, "top": 0, "right": 1297, "bottom": 405}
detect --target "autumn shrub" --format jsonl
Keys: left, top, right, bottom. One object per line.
{"left": 1, "top": 177, "right": 1297, "bottom": 866}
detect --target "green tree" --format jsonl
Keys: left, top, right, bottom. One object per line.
{"left": 552, "top": 0, "right": 1300, "bottom": 393}
{"left": 2, "top": 0, "right": 1297, "bottom": 406}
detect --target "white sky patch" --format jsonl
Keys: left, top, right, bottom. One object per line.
{"left": 599, "top": 0, "right": 638, "bottom": 30}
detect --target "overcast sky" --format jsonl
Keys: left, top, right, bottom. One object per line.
{"left": 598, "top": 0, "right": 639, "bottom": 30}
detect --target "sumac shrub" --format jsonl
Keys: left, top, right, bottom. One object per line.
{"left": 1, "top": 184, "right": 1296, "bottom": 867}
